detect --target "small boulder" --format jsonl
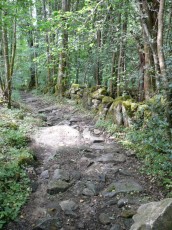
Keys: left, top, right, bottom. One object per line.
{"left": 99, "top": 213, "right": 111, "bottom": 225}
{"left": 130, "top": 198, "right": 172, "bottom": 230}
{"left": 52, "top": 169, "right": 70, "bottom": 182}
{"left": 59, "top": 200, "right": 78, "bottom": 212}
{"left": 47, "top": 180, "right": 71, "bottom": 195}
{"left": 91, "top": 88, "right": 107, "bottom": 100}
{"left": 40, "top": 170, "right": 49, "bottom": 179}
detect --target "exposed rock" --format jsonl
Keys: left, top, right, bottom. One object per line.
{"left": 92, "top": 99, "right": 101, "bottom": 109}
{"left": 52, "top": 169, "right": 70, "bottom": 182}
{"left": 82, "top": 89, "right": 92, "bottom": 109}
{"left": 31, "top": 181, "right": 39, "bottom": 193}
{"left": 90, "top": 143, "right": 120, "bottom": 151}
{"left": 116, "top": 104, "right": 123, "bottom": 125}
{"left": 38, "top": 106, "right": 58, "bottom": 113}
{"left": 110, "top": 224, "right": 122, "bottom": 230}
{"left": 90, "top": 143, "right": 106, "bottom": 150}
{"left": 122, "top": 105, "right": 133, "bottom": 127}
{"left": 78, "top": 157, "right": 94, "bottom": 169}
{"left": 71, "top": 170, "right": 81, "bottom": 180}
{"left": 83, "top": 128, "right": 92, "bottom": 141}
{"left": 93, "top": 129, "right": 101, "bottom": 135}
{"left": 40, "top": 170, "right": 49, "bottom": 179}
{"left": 59, "top": 200, "right": 78, "bottom": 212}
{"left": 117, "top": 198, "right": 129, "bottom": 208}
{"left": 99, "top": 213, "right": 111, "bottom": 225}
{"left": 130, "top": 198, "right": 172, "bottom": 230}
{"left": 103, "top": 179, "right": 143, "bottom": 197}
{"left": 46, "top": 202, "right": 61, "bottom": 217}
{"left": 70, "top": 84, "right": 80, "bottom": 94}
{"left": 82, "top": 188, "right": 95, "bottom": 196}
{"left": 92, "top": 136, "right": 104, "bottom": 143}
{"left": 91, "top": 88, "right": 107, "bottom": 100}
{"left": 70, "top": 117, "right": 81, "bottom": 122}
{"left": 121, "top": 209, "right": 136, "bottom": 218}
{"left": 126, "top": 150, "right": 136, "bottom": 157}
{"left": 32, "top": 218, "right": 61, "bottom": 230}
{"left": 47, "top": 180, "right": 71, "bottom": 195}
{"left": 119, "top": 168, "right": 133, "bottom": 176}
{"left": 95, "top": 153, "right": 126, "bottom": 164}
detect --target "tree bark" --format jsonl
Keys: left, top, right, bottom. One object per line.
{"left": 57, "top": 0, "right": 70, "bottom": 97}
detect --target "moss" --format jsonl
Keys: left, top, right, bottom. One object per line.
{"left": 91, "top": 87, "right": 107, "bottom": 100}
{"left": 90, "top": 86, "right": 97, "bottom": 92}
{"left": 102, "top": 96, "right": 114, "bottom": 104}
{"left": 17, "top": 153, "right": 34, "bottom": 166}
{"left": 97, "top": 103, "right": 108, "bottom": 118}
{"left": 71, "top": 83, "right": 80, "bottom": 89}
{"left": 122, "top": 100, "right": 138, "bottom": 117}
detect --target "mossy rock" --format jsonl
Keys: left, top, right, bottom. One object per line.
{"left": 137, "top": 104, "right": 151, "bottom": 122}
{"left": 71, "top": 94, "right": 81, "bottom": 100}
{"left": 102, "top": 96, "right": 114, "bottom": 105}
{"left": 90, "top": 86, "right": 97, "bottom": 92}
{"left": 82, "top": 89, "right": 92, "bottom": 109}
{"left": 64, "top": 90, "right": 71, "bottom": 99}
{"left": 91, "top": 87, "right": 107, "bottom": 100}
{"left": 97, "top": 103, "right": 108, "bottom": 118}
{"left": 122, "top": 100, "right": 138, "bottom": 117}
{"left": 70, "top": 84, "right": 80, "bottom": 94}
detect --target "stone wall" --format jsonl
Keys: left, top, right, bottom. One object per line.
{"left": 68, "top": 84, "right": 141, "bottom": 127}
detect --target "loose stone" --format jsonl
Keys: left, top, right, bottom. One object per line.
{"left": 40, "top": 170, "right": 49, "bottom": 179}
{"left": 47, "top": 180, "right": 71, "bottom": 195}
{"left": 99, "top": 213, "right": 111, "bottom": 225}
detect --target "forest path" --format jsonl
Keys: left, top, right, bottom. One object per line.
{"left": 6, "top": 92, "right": 163, "bottom": 230}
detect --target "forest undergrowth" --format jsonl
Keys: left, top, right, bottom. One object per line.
{"left": 0, "top": 98, "right": 41, "bottom": 229}
{"left": 95, "top": 96, "right": 172, "bottom": 197}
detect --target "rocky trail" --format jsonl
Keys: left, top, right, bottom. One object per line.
{"left": 5, "top": 93, "right": 166, "bottom": 230}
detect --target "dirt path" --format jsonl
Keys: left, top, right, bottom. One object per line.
{"left": 5, "top": 93, "right": 164, "bottom": 230}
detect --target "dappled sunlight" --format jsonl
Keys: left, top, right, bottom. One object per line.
{"left": 34, "top": 124, "right": 82, "bottom": 149}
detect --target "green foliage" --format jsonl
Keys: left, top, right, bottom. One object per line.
{"left": 0, "top": 164, "right": 30, "bottom": 229}
{"left": 0, "top": 108, "right": 36, "bottom": 228}
{"left": 96, "top": 96, "right": 172, "bottom": 195}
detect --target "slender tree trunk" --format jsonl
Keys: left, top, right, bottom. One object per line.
{"left": 117, "top": 4, "right": 127, "bottom": 96}
{"left": 2, "top": 11, "right": 17, "bottom": 108}
{"left": 94, "top": 30, "right": 102, "bottom": 85}
{"left": 57, "top": 0, "right": 70, "bottom": 97}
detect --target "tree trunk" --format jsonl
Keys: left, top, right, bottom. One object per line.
{"left": 157, "top": 0, "right": 172, "bottom": 140}
{"left": 57, "top": 0, "right": 70, "bottom": 97}
{"left": 2, "top": 11, "right": 17, "bottom": 108}
{"left": 138, "top": 0, "right": 159, "bottom": 98}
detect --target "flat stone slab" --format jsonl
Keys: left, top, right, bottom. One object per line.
{"left": 47, "top": 180, "right": 71, "bottom": 195}
{"left": 95, "top": 153, "right": 126, "bottom": 163}
{"left": 34, "top": 125, "right": 81, "bottom": 148}
{"left": 102, "top": 179, "right": 143, "bottom": 197}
